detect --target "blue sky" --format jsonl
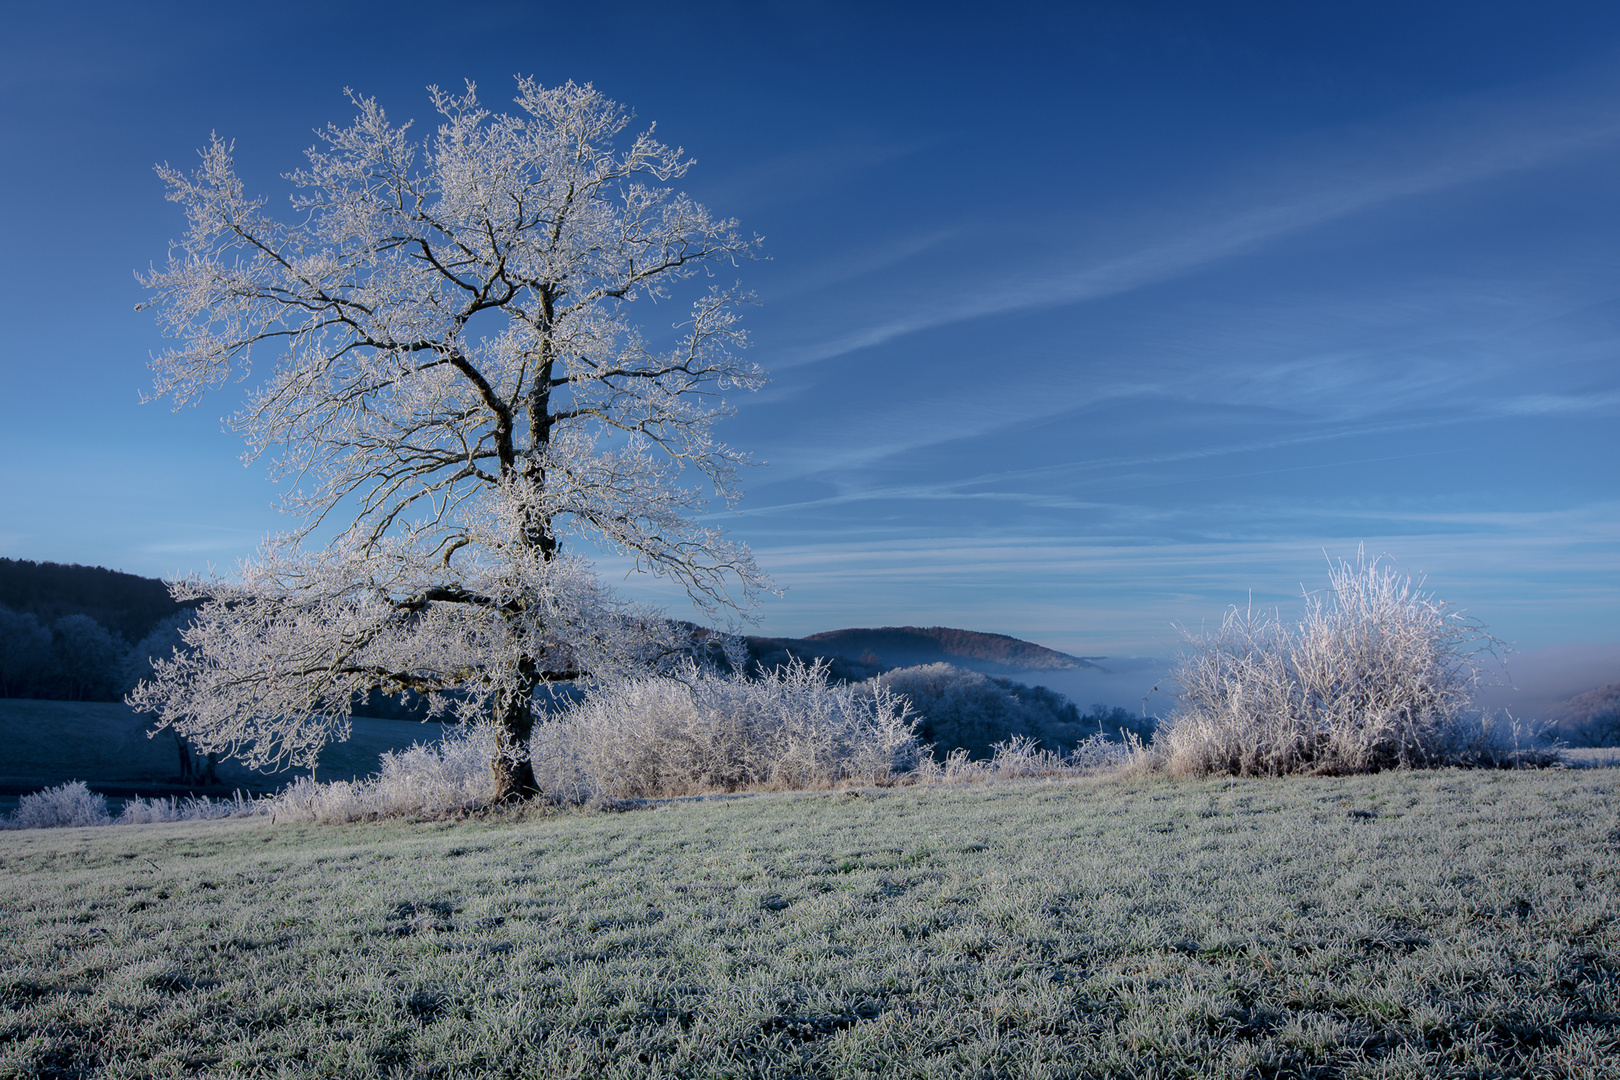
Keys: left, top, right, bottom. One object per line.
{"left": 2, "top": 1, "right": 1617, "bottom": 689}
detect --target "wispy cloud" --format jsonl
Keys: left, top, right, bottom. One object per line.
{"left": 720, "top": 509, "right": 1620, "bottom": 648}
{"left": 1489, "top": 390, "right": 1620, "bottom": 416}
{"left": 764, "top": 228, "right": 964, "bottom": 302}
{"left": 769, "top": 76, "right": 1620, "bottom": 369}
{"left": 701, "top": 135, "right": 940, "bottom": 212}
{"left": 741, "top": 395, "right": 1483, "bottom": 502}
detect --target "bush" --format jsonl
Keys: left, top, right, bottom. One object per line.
{"left": 6, "top": 781, "right": 112, "bottom": 829}
{"left": 260, "top": 728, "right": 498, "bottom": 823}
{"left": 531, "top": 659, "right": 923, "bottom": 800}
{"left": 1158, "top": 549, "right": 1510, "bottom": 776}
{"left": 914, "top": 733, "right": 1137, "bottom": 783}
{"left": 116, "top": 791, "right": 257, "bottom": 824}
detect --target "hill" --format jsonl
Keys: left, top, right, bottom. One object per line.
{"left": 0, "top": 557, "right": 186, "bottom": 643}
{"left": 745, "top": 625, "right": 1100, "bottom": 681}
{"left": 0, "top": 558, "right": 1092, "bottom": 686}
{"left": 1547, "top": 679, "right": 1620, "bottom": 746}
{"left": 1548, "top": 680, "right": 1620, "bottom": 725}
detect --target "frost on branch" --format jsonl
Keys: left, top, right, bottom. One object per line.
{"left": 133, "top": 79, "right": 771, "bottom": 799}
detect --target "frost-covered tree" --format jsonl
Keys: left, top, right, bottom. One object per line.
{"left": 129, "top": 79, "right": 769, "bottom": 800}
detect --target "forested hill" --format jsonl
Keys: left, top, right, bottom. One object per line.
{"left": 1550, "top": 680, "right": 1620, "bottom": 726}
{"left": 745, "top": 625, "right": 1101, "bottom": 681}
{"left": 0, "top": 559, "right": 185, "bottom": 644}
{"left": 1547, "top": 681, "right": 1620, "bottom": 746}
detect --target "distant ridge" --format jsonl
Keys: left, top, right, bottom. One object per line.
{"left": 1548, "top": 680, "right": 1620, "bottom": 727}
{"left": 0, "top": 556, "right": 1102, "bottom": 687}
{"left": 744, "top": 625, "right": 1102, "bottom": 681}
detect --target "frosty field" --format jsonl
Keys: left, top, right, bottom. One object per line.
{"left": 2, "top": 769, "right": 1617, "bottom": 1079}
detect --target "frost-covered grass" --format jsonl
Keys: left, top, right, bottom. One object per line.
{"left": 2, "top": 768, "right": 1616, "bottom": 1079}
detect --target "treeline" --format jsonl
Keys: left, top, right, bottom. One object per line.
{"left": 0, "top": 559, "right": 1149, "bottom": 756}
{"left": 0, "top": 558, "right": 187, "bottom": 643}
{"left": 870, "top": 663, "right": 1154, "bottom": 758}
{"left": 0, "top": 559, "right": 194, "bottom": 701}
{"left": 0, "top": 605, "right": 189, "bottom": 702}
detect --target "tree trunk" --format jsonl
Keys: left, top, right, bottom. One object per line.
{"left": 490, "top": 655, "right": 541, "bottom": 802}
{"left": 174, "top": 731, "right": 194, "bottom": 782}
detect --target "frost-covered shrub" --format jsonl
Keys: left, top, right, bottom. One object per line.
{"left": 914, "top": 733, "right": 1136, "bottom": 783}
{"left": 531, "top": 659, "right": 923, "bottom": 800}
{"left": 1158, "top": 550, "right": 1506, "bottom": 777}
{"left": 261, "top": 727, "right": 498, "bottom": 823}
{"left": 6, "top": 781, "right": 112, "bottom": 829}
{"left": 116, "top": 791, "right": 257, "bottom": 824}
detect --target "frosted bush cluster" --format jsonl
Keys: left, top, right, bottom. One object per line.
{"left": 1155, "top": 549, "right": 1547, "bottom": 776}
{"left": 0, "top": 782, "right": 258, "bottom": 829}
{"left": 531, "top": 659, "right": 926, "bottom": 800}
{"left": 914, "top": 733, "right": 1135, "bottom": 783}
{"left": 5, "top": 781, "right": 113, "bottom": 828}
{"left": 260, "top": 729, "right": 498, "bottom": 823}
{"left": 115, "top": 791, "right": 256, "bottom": 824}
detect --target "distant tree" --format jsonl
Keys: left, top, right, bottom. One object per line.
{"left": 46, "top": 615, "right": 125, "bottom": 701}
{"left": 122, "top": 612, "right": 206, "bottom": 780}
{"left": 0, "top": 605, "right": 52, "bottom": 698}
{"left": 1568, "top": 709, "right": 1620, "bottom": 749}
{"left": 130, "top": 79, "right": 768, "bottom": 800}
{"left": 873, "top": 663, "right": 1089, "bottom": 758}
{"left": 1082, "top": 703, "right": 1157, "bottom": 744}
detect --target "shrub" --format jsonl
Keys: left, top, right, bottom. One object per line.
{"left": 531, "top": 658, "right": 923, "bottom": 800}
{"left": 6, "top": 781, "right": 112, "bottom": 828}
{"left": 1158, "top": 549, "right": 1507, "bottom": 776}
{"left": 260, "top": 728, "right": 498, "bottom": 823}
{"left": 914, "top": 732, "right": 1137, "bottom": 783}
{"left": 116, "top": 791, "right": 257, "bottom": 824}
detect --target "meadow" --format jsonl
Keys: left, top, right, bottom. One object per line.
{"left": 3, "top": 766, "right": 1617, "bottom": 1079}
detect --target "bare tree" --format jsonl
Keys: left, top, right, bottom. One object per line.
{"left": 129, "top": 79, "right": 770, "bottom": 801}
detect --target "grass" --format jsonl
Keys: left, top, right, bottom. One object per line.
{"left": 1, "top": 768, "right": 1617, "bottom": 1078}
